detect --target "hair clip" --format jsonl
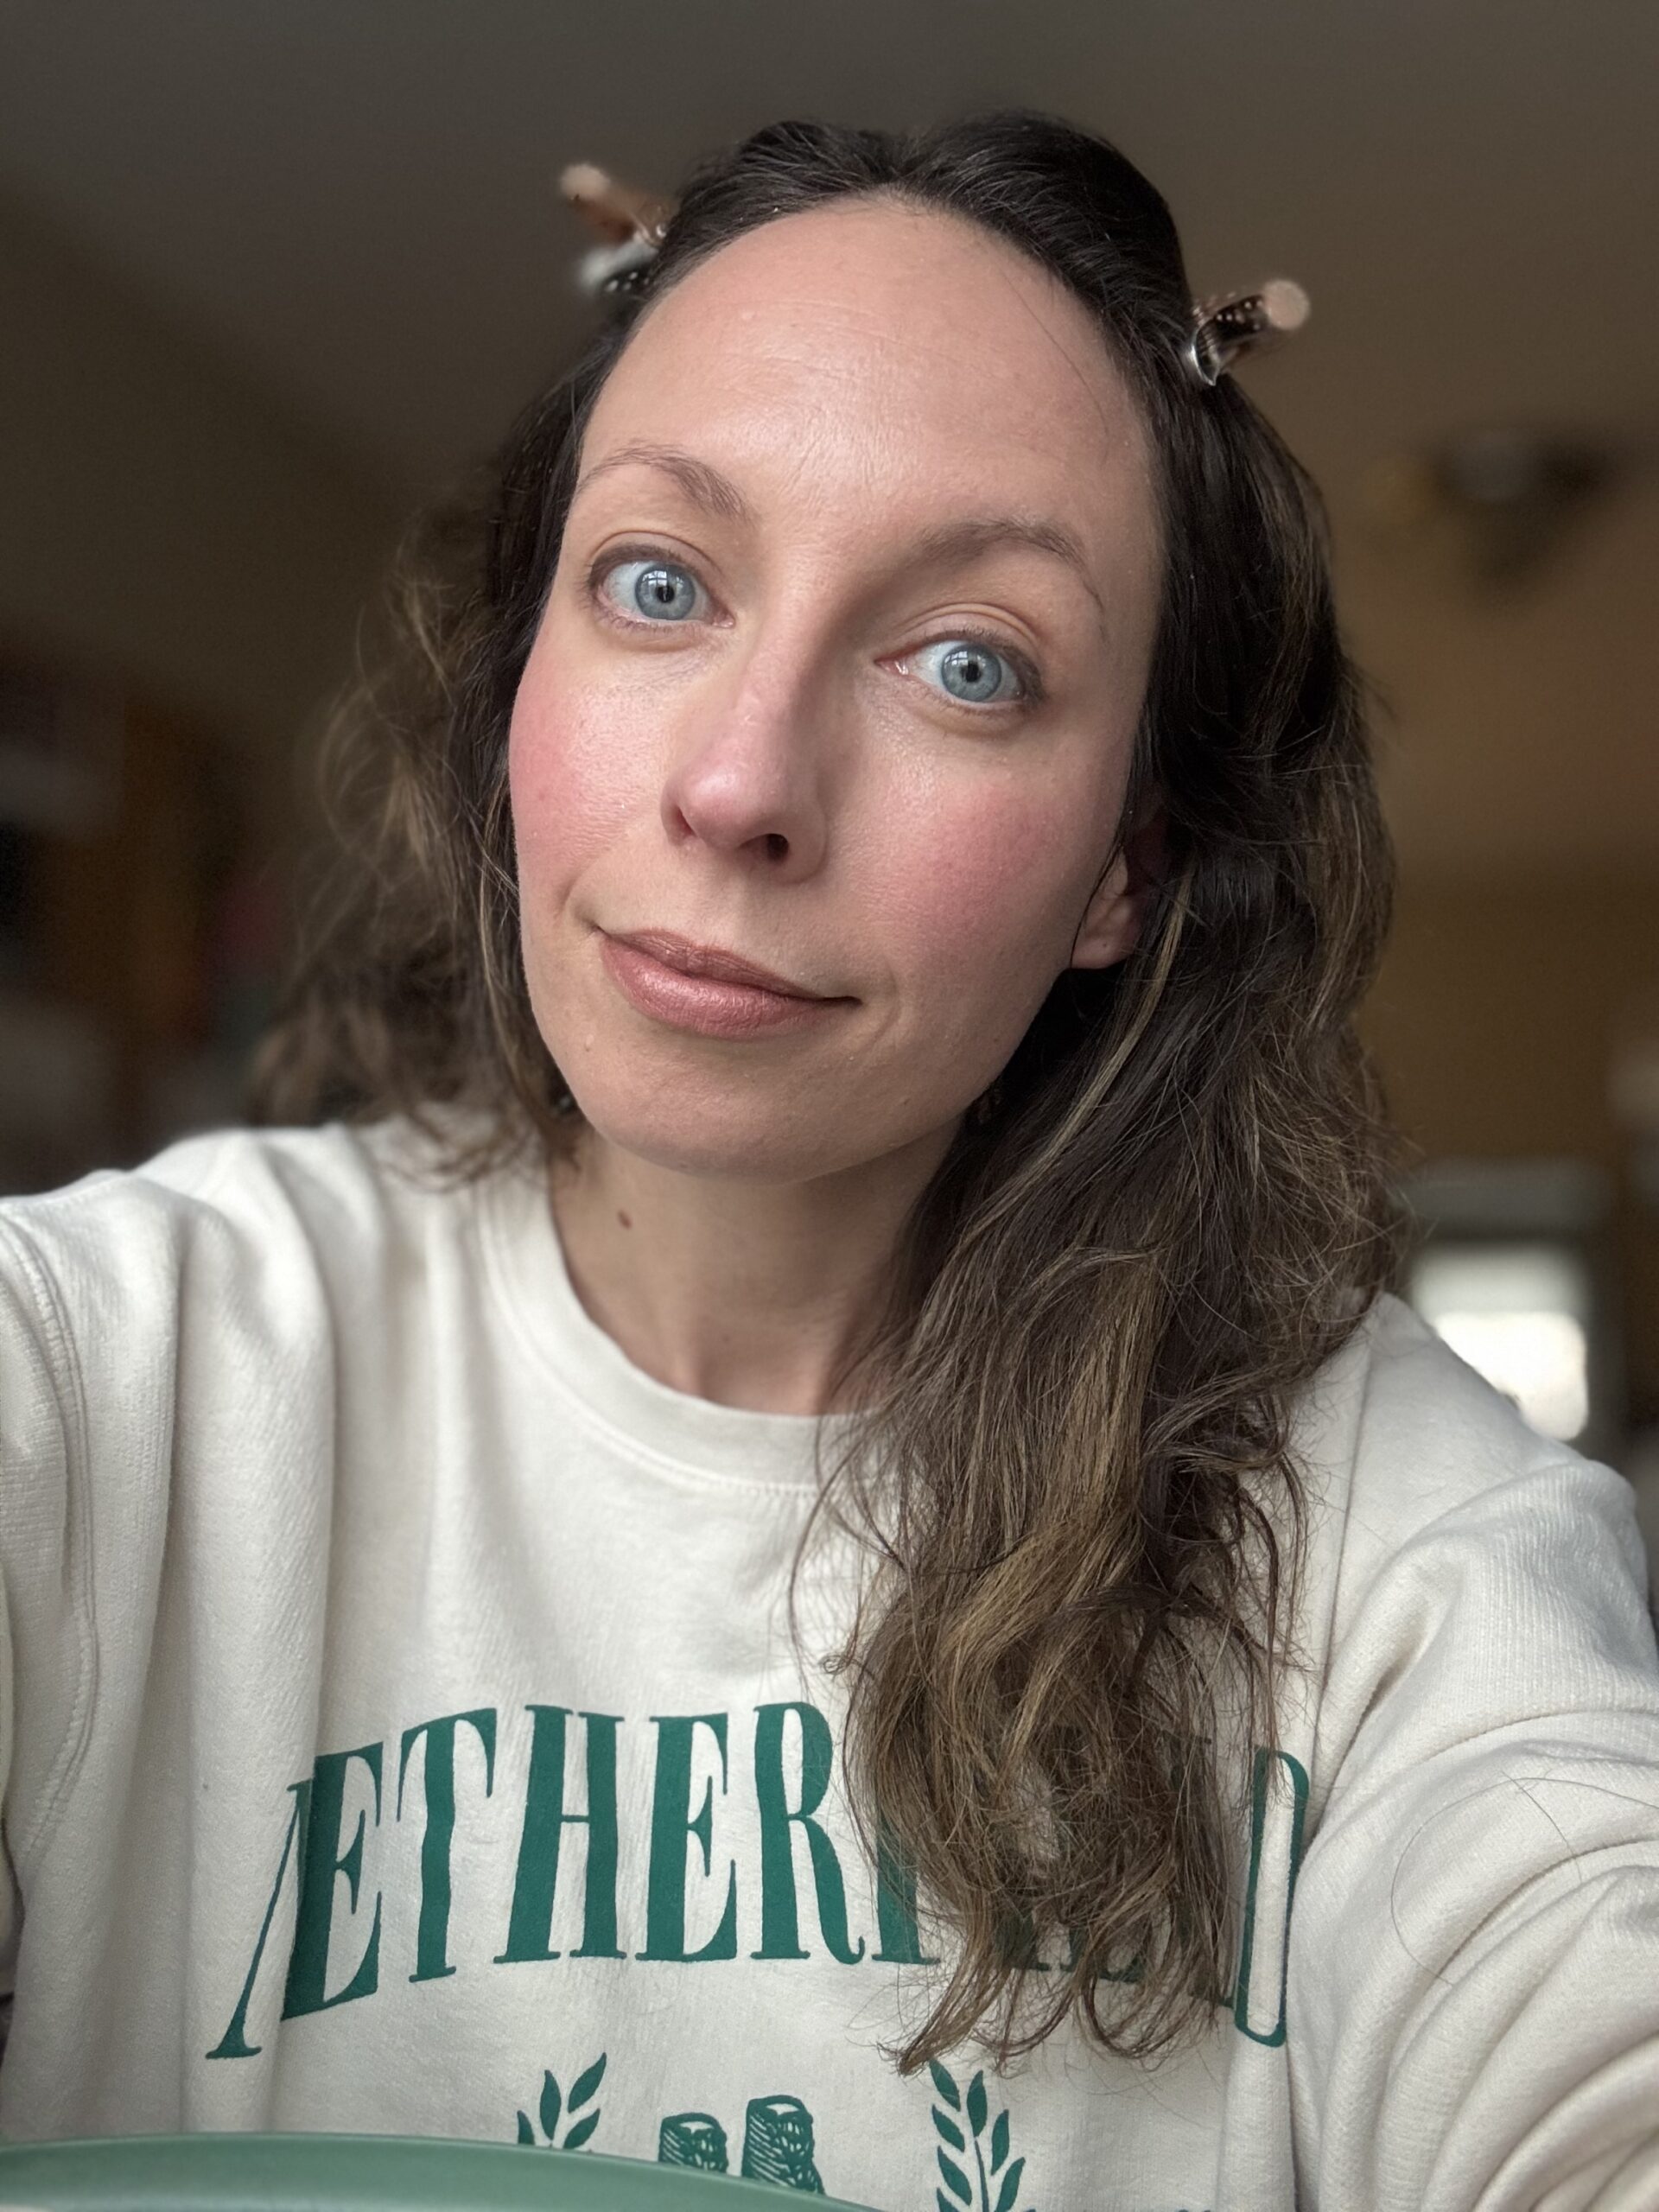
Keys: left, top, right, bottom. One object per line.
{"left": 560, "top": 162, "right": 676, "bottom": 298}
{"left": 1187, "top": 279, "right": 1310, "bottom": 386}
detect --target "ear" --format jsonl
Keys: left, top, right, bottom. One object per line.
{"left": 1068, "top": 800, "right": 1168, "bottom": 974}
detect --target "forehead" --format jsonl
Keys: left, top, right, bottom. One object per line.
{"left": 580, "top": 199, "right": 1157, "bottom": 550}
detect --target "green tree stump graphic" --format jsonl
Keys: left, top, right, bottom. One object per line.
{"left": 927, "top": 2060, "right": 1033, "bottom": 2212}
{"left": 659, "top": 2113, "right": 729, "bottom": 2170}
{"left": 514, "top": 2052, "right": 607, "bottom": 2151}
{"left": 740, "top": 2094, "right": 825, "bottom": 2192}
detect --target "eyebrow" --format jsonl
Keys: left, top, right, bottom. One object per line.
{"left": 575, "top": 441, "right": 754, "bottom": 525}
{"left": 570, "top": 439, "right": 1111, "bottom": 637}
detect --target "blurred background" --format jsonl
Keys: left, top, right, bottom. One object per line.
{"left": 1, "top": 3, "right": 1656, "bottom": 1577}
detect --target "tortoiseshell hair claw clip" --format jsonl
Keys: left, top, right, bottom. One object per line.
{"left": 560, "top": 162, "right": 676, "bottom": 298}
{"left": 1187, "top": 279, "right": 1311, "bottom": 385}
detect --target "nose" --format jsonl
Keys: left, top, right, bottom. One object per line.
{"left": 656, "top": 615, "right": 839, "bottom": 877}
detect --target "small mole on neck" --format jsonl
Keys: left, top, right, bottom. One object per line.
{"left": 617, "top": 1210, "right": 632, "bottom": 1230}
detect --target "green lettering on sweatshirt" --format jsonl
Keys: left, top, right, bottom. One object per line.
{"left": 751, "top": 1701, "right": 865, "bottom": 1964}
{"left": 495, "top": 1706, "right": 626, "bottom": 1964}
{"left": 283, "top": 1741, "right": 385, "bottom": 2018}
{"left": 871, "top": 1815, "right": 942, "bottom": 1967}
{"left": 207, "top": 1695, "right": 1290, "bottom": 2067}
{"left": 636, "top": 1713, "right": 740, "bottom": 1961}
{"left": 206, "top": 1778, "right": 308, "bottom": 2060}
{"left": 1232, "top": 1745, "right": 1309, "bottom": 2048}
{"left": 398, "top": 1707, "right": 496, "bottom": 1983}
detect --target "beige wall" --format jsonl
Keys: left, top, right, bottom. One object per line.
{"left": 1363, "top": 870, "right": 1659, "bottom": 1424}
{"left": 0, "top": 188, "right": 405, "bottom": 817}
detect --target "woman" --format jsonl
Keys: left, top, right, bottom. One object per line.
{"left": 0, "top": 110, "right": 1655, "bottom": 2212}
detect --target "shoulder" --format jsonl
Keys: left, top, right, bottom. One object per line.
{"left": 0, "top": 1110, "right": 500, "bottom": 1598}
{"left": 1340, "top": 1287, "right": 1583, "bottom": 1508}
{"left": 0, "top": 1111, "right": 492, "bottom": 1379}
{"left": 1294, "top": 1288, "right": 1656, "bottom": 1712}
{"left": 1, "top": 1109, "right": 479, "bottom": 1263}
{"left": 1293, "top": 1287, "right": 1617, "bottom": 1541}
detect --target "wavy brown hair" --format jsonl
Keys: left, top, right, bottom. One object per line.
{"left": 249, "top": 109, "right": 1413, "bottom": 2075}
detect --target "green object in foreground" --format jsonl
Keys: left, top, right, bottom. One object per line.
{"left": 0, "top": 2132, "right": 882, "bottom": 2211}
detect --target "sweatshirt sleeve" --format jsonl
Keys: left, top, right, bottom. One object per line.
{"left": 1288, "top": 1434, "right": 1659, "bottom": 2211}
{"left": 0, "top": 1213, "right": 96, "bottom": 2071}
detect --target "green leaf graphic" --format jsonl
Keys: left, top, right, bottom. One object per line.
{"left": 931, "top": 2107, "right": 966, "bottom": 2153}
{"left": 515, "top": 2111, "right": 534, "bottom": 2147}
{"left": 928, "top": 2057, "right": 961, "bottom": 2110}
{"left": 992, "top": 2154, "right": 1026, "bottom": 2212}
{"left": 539, "top": 2069, "right": 562, "bottom": 2142}
{"left": 563, "top": 2110, "right": 601, "bottom": 2152}
{"left": 989, "top": 2107, "right": 1009, "bottom": 2173}
{"left": 937, "top": 2148, "right": 972, "bottom": 2204}
{"left": 965, "top": 2071, "right": 988, "bottom": 2138}
{"left": 936, "top": 2195, "right": 956, "bottom": 2212}
{"left": 569, "top": 2052, "right": 608, "bottom": 2113}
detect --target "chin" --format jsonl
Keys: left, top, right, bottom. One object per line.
{"left": 563, "top": 1071, "right": 902, "bottom": 1185}
{"left": 570, "top": 1057, "right": 973, "bottom": 1194}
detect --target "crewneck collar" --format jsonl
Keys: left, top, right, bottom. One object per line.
{"left": 474, "top": 1147, "right": 871, "bottom": 1488}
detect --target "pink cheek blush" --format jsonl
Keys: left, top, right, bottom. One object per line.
{"left": 902, "top": 792, "right": 1073, "bottom": 987}
{"left": 508, "top": 683, "right": 642, "bottom": 891}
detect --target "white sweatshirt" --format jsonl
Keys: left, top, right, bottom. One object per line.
{"left": 0, "top": 1114, "right": 1656, "bottom": 2212}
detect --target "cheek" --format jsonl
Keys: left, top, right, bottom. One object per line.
{"left": 887, "top": 779, "right": 1096, "bottom": 996}
{"left": 506, "top": 638, "right": 642, "bottom": 894}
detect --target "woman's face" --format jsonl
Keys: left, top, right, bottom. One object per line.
{"left": 508, "top": 197, "right": 1164, "bottom": 1182}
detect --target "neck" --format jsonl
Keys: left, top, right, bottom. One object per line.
{"left": 546, "top": 1120, "right": 959, "bottom": 1415}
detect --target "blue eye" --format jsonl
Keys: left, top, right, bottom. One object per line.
{"left": 912, "top": 636, "right": 1030, "bottom": 708}
{"left": 599, "top": 556, "right": 706, "bottom": 624}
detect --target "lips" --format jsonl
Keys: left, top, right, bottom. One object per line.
{"left": 605, "top": 929, "right": 840, "bottom": 1001}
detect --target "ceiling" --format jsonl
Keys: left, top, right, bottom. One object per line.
{"left": 1, "top": 0, "right": 1655, "bottom": 874}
